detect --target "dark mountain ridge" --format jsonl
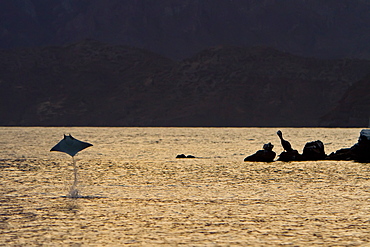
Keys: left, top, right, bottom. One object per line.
{"left": 149, "top": 46, "right": 370, "bottom": 126}
{"left": 1, "top": 40, "right": 369, "bottom": 127}
{"left": 321, "top": 74, "right": 370, "bottom": 127}
{"left": 1, "top": 0, "right": 370, "bottom": 60}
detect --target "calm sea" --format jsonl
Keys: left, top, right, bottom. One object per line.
{"left": 1, "top": 127, "right": 369, "bottom": 246}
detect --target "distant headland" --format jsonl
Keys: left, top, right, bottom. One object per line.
{"left": 1, "top": 40, "right": 369, "bottom": 127}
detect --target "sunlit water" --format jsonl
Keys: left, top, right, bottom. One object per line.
{"left": 1, "top": 127, "right": 370, "bottom": 246}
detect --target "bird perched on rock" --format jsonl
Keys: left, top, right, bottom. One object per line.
{"left": 277, "top": 130, "right": 293, "bottom": 152}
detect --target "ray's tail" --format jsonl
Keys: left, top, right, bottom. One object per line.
{"left": 68, "top": 157, "right": 79, "bottom": 198}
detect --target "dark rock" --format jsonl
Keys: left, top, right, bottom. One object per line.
{"left": 176, "top": 154, "right": 187, "bottom": 158}
{"left": 302, "top": 140, "right": 326, "bottom": 160}
{"left": 327, "top": 148, "right": 353, "bottom": 161}
{"left": 244, "top": 143, "right": 276, "bottom": 162}
{"left": 176, "top": 154, "right": 195, "bottom": 158}
{"left": 328, "top": 129, "right": 370, "bottom": 162}
{"left": 277, "top": 150, "right": 301, "bottom": 162}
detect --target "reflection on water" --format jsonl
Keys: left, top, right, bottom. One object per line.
{"left": 1, "top": 127, "right": 369, "bottom": 245}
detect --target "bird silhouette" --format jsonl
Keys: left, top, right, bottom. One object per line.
{"left": 277, "top": 130, "right": 293, "bottom": 152}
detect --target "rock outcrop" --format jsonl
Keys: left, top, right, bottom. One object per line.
{"left": 245, "top": 130, "right": 370, "bottom": 163}
{"left": 244, "top": 143, "right": 276, "bottom": 162}
{"left": 277, "top": 150, "right": 301, "bottom": 162}
{"left": 328, "top": 129, "right": 370, "bottom": 162}
{"left": 176, "top": 154, "right": 195, "bottom": 159}
{"left": 275, "top": 130, "right": 327, "bottom": 161}
{"left": 302, "top": 140, "right": 326, "bottom": 160}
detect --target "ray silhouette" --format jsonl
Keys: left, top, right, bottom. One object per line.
{"left": 50, "top": 134, "right": 93, "bottom": 198}
{"left": 50, "top": 134, "right": 93, "bottom": 157}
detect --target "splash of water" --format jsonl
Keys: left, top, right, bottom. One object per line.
{"left": 68, "top": 157, "right": 80, "bottom": 198}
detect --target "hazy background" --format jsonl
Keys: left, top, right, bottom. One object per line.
{"left": 1, "top": 0, "right": 370, "bottom": 127}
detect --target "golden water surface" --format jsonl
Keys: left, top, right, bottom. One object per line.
{"left": 1, "top": 127, "right": 370, "bottom": 246}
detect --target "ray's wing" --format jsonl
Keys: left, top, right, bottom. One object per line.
{"left": 50, "top": 134, "right": 93, "bottom": 157}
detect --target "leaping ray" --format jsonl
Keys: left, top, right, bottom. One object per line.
{"left": 50, "top": 134, "right": 93, "bottom": 157}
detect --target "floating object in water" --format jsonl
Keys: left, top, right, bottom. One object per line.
{"left": 176, "top": 154, "right": 196, "bottom": 158}
{"left": 50, "top": 134, "right": 93, "bottom": 157}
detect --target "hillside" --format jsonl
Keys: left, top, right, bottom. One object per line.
{"left": 1, "top": 0, "right": 370, "bottom": 60}
{"left": 1, "top": 40, "right": 369, "bottom": 126}
{"left": 149, "top": 46, "right": 370, "bottom": 126}
{"left": 320, "top": 74, "right": 370, "bottom": 127}
{"left": 0, "top": 40, "right": 175, "bottom": 126}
